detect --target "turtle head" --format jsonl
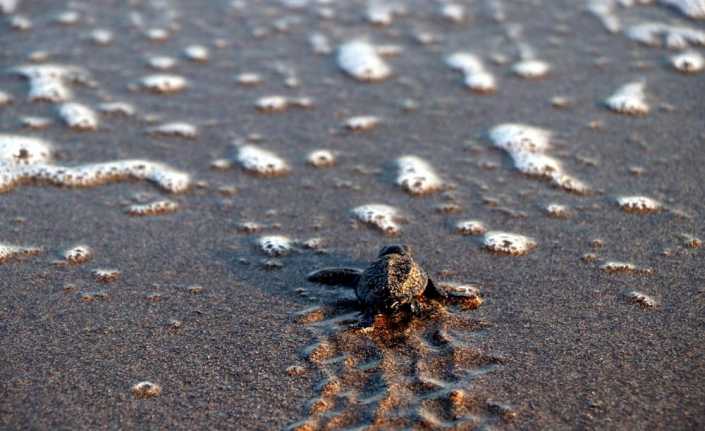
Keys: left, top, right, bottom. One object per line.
{"left": 378, "top": 244, "right": 412, "bottom": 257}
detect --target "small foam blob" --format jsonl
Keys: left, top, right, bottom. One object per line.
{"left": 309, "top": 33, "right": 331, "bottom": 55}
{"left": 483, "top": 231, "right": 536, "bottom": 255}
{"left": 366, "top": 1, "right": 404, "bottom": 25}
{"left": 93, "top": 268, "right": 120, "bottom": 283}
{"left": 147, "top": 122, "right": 198, "bottom": 138}
{"left": 139, "top": 74, "right": 188, "bottom": 94}
{"left": 127, "top": 199, "right": 179, "bottom": 216}
{"left": 352, "top": 204, "right": 401, "bottom": 235}
{"left": 258, "top": 235, "right": 293, "bottom": 256}
{"left": 511, "top": 60, "right": 550, "bottom": 79}
{"left": 489, "top": 123, "right": 589, "bottom": 194}
{"left": 660, "top": 0, "right": 705, "bottom": 19}
{"left": 0, "top": 91, "right": 13, "bottom": 106}
{"left": 63, "top": 245, "right": 92, "bottom": 264}
{"left": 183, "top": 44, "right": 209, "bottom": 62}
{"left": 441, "top": 3, "right": 465, "bottom": 22}
{"left": 255, "top": 95, "right": 312, "bottom": 112}
{"left": 445, "top": 53, "right": 497, "bottom": 93}
{"left": 13, "top": 64, "right": 79, "bottom": 103}
{"left": 626, "top": 22, "right": 705, "bottom": 49}
{"left": 236, "top": 72, "right": 262, "bottom": 86}
{"left": 670, "top": 51, "right": 704, "bottom": 73}
{"left": 456, "top": 220, "right": 487, "bottom": 236}
{"left": 396, "top": 156, "right": 442, "bottom": 195}
{"left": 90, "top": 29, "right": 114, "bottom": 46}
{"left": 307, "top": 150, "right": 335, "bottom": 168}
{"left": 616, "top": 196, "right": 662, "bottom": 213}
{"left": 337, "top": 40, "right": 391, "bottom": 82}
{"left": 147, "top": 56, "right": 177, "bottom": 70}
{"left": 605, "top": 81, "right": 649, "bottom": 116}
{"left": 0, "top": 242, "right": 42, "bottom": 263}
{"left": 99, "top": 102, "right": 135, "bottom": 116}
{"left": 131, "top": 381, "right": 162, "bottom": 399}
{"left": 344, "top": 115, "right": 380, "bottom": 131}
{"left": 237, "top": 145, "right": 289, "bottom": 176}
{"left": 625, "top": 290, "right": 658, "bottom": 308}
{"left": 58, "top": 102, "right": 98, "bottom": 131}
{"left": 546, "top": 203, "right": 571, "bottom": 218}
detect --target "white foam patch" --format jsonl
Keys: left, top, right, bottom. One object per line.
{"left": 99, "top": 102, "right": 135, "bottom": 116}
{"left": 445, "top": 53, "right": 497, "bottom": 93}
{"left": 437, "top": 282, "right": 481, "bottom": 298}
{"left": 441, "top": 3, "right": 466, "bottom": 22}
{"left": 512, "top": 60, "right": 551, "bottom": 79}
{"left": 605, "top": 81, "right": 649, "bottom": 115}
{"left": 309, "top": 33, "right": 332, "bottom": 54}
{"left": 616, "top": 195, "right": 662, "bottom": 213}
{"left": 546, "top": 203, "right": 571, "bottom": 218}
{"left": 258, "top": 235, "right": 292, "bottom": 256}
{"left": 483, "top": 231, "right": 536, "bottom": 255}
{"left": 237, "top": 145, "right": 289, "bottom": 176}
{"left": 9, "top": 15, "right": 30, "bottom": 30}
{"left": 13, "top": 64, "right": 81, "bottom": 103}
{"left": 660, "top": 0, "right": 705, "bottom": 19}
{"left": 147, "top": 56, "right": 177, "bottom": 70}
{"left": 366, "top": 1, "right": 404, "bottom": 25}
{"left": 90, "top": 29, "right": 114, "bottom": 46}
{"left": 671, "top": 50, "right": 704, "bottom": 73}
{"left": 127, "top": 199, "right": 179, "bottom": 216}
{"left": 139, "top": 74, "right": 188, "bottom": 94}
{"left": 255, "top": 95, "right": 312, "bottom": 112}
{"left": 131, "top": 381, "right": 161, "bottom": 399}
{"left": 236, "top": 73, "right": 262, "bottom": 86}
{"left": 352, "top": 204, "right": 401, "bottom": 235}
{"left": 396, "top": 156, "right": 442, "bottom": 195}
{"left": 337, "top": 40, "right": 392, "bottom": 82}
{"left": 0, "top": 0, "right": 20, "bottom": 14}
{"left": 456, "top": 220, "right": 487, "bottom": 236}
{"left": 489, "top": 123, "right": 589, "bottom": 194}
{"left": 587, "top": 0, "right": 621, "bottom": 33}
{"left": 625, "top": 290, "right": 658, "bottom": 307}
{"left": 626, "top": 22, "right": 705, "bottom": 49}
{"left": 0, "top": 242, "right": 41, "bottom": 263}
{"left": 600, "top": 261, "right": 636, "bottom": 272}
{"left": 93, "top": 268, "right": 120, "bottom": 282}
{"left": 63, "top": 245, "right": 92, "bottom": 264}
{"left": 0, "top": 91, "right": 12, "bottom": 106}
{"left": 344, "top": 115, "right": 380, "bottom": 131}
{"left": 147, "top": 122, "right": 198, "bottom": 138}
{"left": 58, "top": 102, "right": 98, "bottom": 131}
{"left": 307, "top": 149, "right": 335, "bottom": 167}
{"left": 0, "top": 135, "right": 190, "bottom": 193}
{"left": 183, "top": 45, "right": 209, "bottom": 62}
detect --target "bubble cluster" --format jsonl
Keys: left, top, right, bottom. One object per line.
{"left": 456, "top": 220, "right": 487, "bottom": 236}
{"left": 660, "top": 0, "right": 705, "bottom": 19}
{"left": 366, "top": 1, "right": 404, "bottom": 26}
{"left": 13, "top": 64, "right": 82, "bottom": 103}
{"left": 670, "top": 51, "right": 704, "bottom": 74}
{"left": 625, "top": 290, "right": 658, "bottom": 307}
{"left": 352, "top": 204, "right": 401, "bottom": 235}
{"left": 93, "top": 268, "right": 121, "bottom": 283}
{"left": 445, "top": 53, "right": 497, "bottom": 93}
{"left": 344, "top": 115, "right": 380, "bottom": 131}
{"left": 545, "top": 203, "right": 571, "bottom": 218}
{"left": 183, "top": 44, "right": 209, "bottom": 62}
{"left": 605, "top": 81, "right": 649, "bottom": 116}
{"left": 147, "top": 122, "right": 198, "bottom": 138}
{"left": 337, "top": 40, "right": 391, "bottom": 82}
{"left": 483, "top": 231, "right": 536, "bottom": 256}
{"left": 139, "top": 74, "right": 188, "bottom": 94}
{"left": 512, "top": 60, "right": 551, "bottom": 79}
{"left": 255, "top": 95, "right": 313, "bottom": 112}
{"left": 258, "top": 235, "right": 292, "bottom": 256}
{"left": 489, "top": 123, "right": 589, "bottom": 194}
{"left": 131, "top": 381, "right": 162, "bottom": 399}
{"left": 127, "top": 199, "right": 179, "bottom": 216}
{"left": 396, "top": 156, "right": 442, "bottom": 196}
{"left": 63, "top": 245, "right": 93, "bottom": 265}
{"left": 307, "top": 150, "right": 335, "bottom": 168}
{"left": 616, "top": 195, "right": 662, "bottom": 213}
{"left": 441, "top": 3, "right": 465, "bottom": 22}
{"left": 236, "top": 145, "right": 289, "bottom": 176}
{"left": 58, "top": 102, "right": 99, "bottom": 131}
{"left": 0, "top": 242, "right": 42, "bottom": 263}
{"left": 626, "top": 23, "right": 705, "bottom": 49}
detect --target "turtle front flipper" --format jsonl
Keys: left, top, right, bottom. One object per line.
{"left": 423, "top": 278, "right": 448, "bottom": 300}
{"left": 306, "top": 267, "right": 363, "bottom": 287}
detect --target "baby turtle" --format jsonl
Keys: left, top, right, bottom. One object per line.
{"left": 306, "top": 244, "right": 447, "bottom": 316}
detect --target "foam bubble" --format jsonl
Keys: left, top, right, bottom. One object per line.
{"left": 258, "top": 235, "right": 292, "bottom": 256}
{"left": 139, "top": 74, "right": 188, "bottom": 94}
{"left": 352, "top": 204, "right": 401, "bottom": 235}
{"left": 183, "top": 45, "right": 209, "bottom": 62}
{"left": 626, "top": 22, "right": 705, "bottom": 49}
{"left": 441, "top": 3, "right": 465, "bottom": 22}
{"left": 9, "top": 15, "right": 31, "bottom": 31}
{"left": 0, "top": 0, "right": 20, "bottom": 14}
{"left": 90, "top": 29, "right": 114, "bottom": 46}
{"left": 671, "top": 51, "right": 704, "bottom": 73}
{"left": 147, "top": 122, "right": 198, "bottom": 138}
{"left": 147, "top": 56, "right": 177, "bottom": 70}
{"left": 13, "top": 64, "right": 80, "bottom": 103}
{"left": 445, "top": 53, "right": 496, "bottom": 93}
{"left": 344, "top": 115, "right": 380, "bottom": 131}
{"left": 366, "top": 1, "right": 404, "bottom": 26}
{"left": 309, "top": 33, "right": 331, "bottom": 54}
{"left": 255, "top": 95, "right": 312, "bottom": 112}
{"left": 489, "top": 123, "right": 589, "bottom": 194}
{"left": 237, "top": 145, "right": 289, "bottom": 176}
{"left": 587, "top": 0, "right": 621, "bottom": 33}
{"left": 63, "top": 245, "right": 92, "bottom": 264}
{"left": 337, "top": 40, "right": 391, "bottom": 82}
{"left": 307, "top": 150, "right": 335, "bottom": 168}
{"left": 98, "top": 102, "right": 135, "bottom": 116}
{"left": 456, "top": 220, "right": 487, "bottom": 236}
{"left": 396, "top": 155, "right": 442, "bottom": 195}
{"left": 55, "top": 10, "right": 79, "bottom": 25}
{"left": 131, "top": 381, "right": 162, "bottom": 399}
{"left": 605, "top": 81, "right": 649, "bottom": 116}
{"left": 545, "top": 203, "right": 571, "bottom": 218}
{"left": 0, "top": 91, "right": 12, "bottom": 106}
{"left": 0, "top": 134, "right": 190, "bottom": 193}
{"left": 616, "top": 195, "right": 662, "bottom": 213}
{"left": 0, "top": 242, "right": 42, "bottom": 263}
{"left": 511, "top": 60, "right": 550, "bottom": 79}
{"left": 58, "top": 102, "right": 98, "bottom": 131}
{"left": 127, "top": 199, "right": 179, "bottom": 216}
{"left": 660, "top": 0, "right": 705, "bottom": 19}
{"left": 20, "top": 116, "right": 50, "bottom": 129}
{"left": 483, "top": 231, "right": 536, "bottom": 255}
{"left": 93, "top": 268, "right": 120, "bottom": 283}
{"left": 600, "top": 261, "right": 653, "bottom": 274}
{"left": 236, "top": 73, "right": 262, "bottom": 86}
{"left": 146, "top": 28, "right": 169, "bottom": 41}
{"left": 625, "top": 290, "right": 658, "bottom": 308}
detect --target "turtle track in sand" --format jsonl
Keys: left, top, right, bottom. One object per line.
{"left": 289, "top": 297, "right": 509, "bottom": 430}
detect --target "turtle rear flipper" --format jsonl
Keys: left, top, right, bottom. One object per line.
{"left": 423, "top": 278, "right": 448, "bottom": 300}
{"left": 306, "top": 267, "right": 362, "bottom": 287}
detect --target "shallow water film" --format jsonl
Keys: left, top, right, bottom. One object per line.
{"left": 1, "top": 0, "right": 704, "bottom": 430}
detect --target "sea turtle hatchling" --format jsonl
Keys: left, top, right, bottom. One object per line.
{"left": 306, "top": 244, "right": 447, "bottom": 316}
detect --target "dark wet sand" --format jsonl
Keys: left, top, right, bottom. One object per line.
{"left": 1, "top": 0, "right": 704, "bottom": 429}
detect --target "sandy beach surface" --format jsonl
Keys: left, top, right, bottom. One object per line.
{"left": 1, "top": 0, "right": 704, "bottom": 429}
